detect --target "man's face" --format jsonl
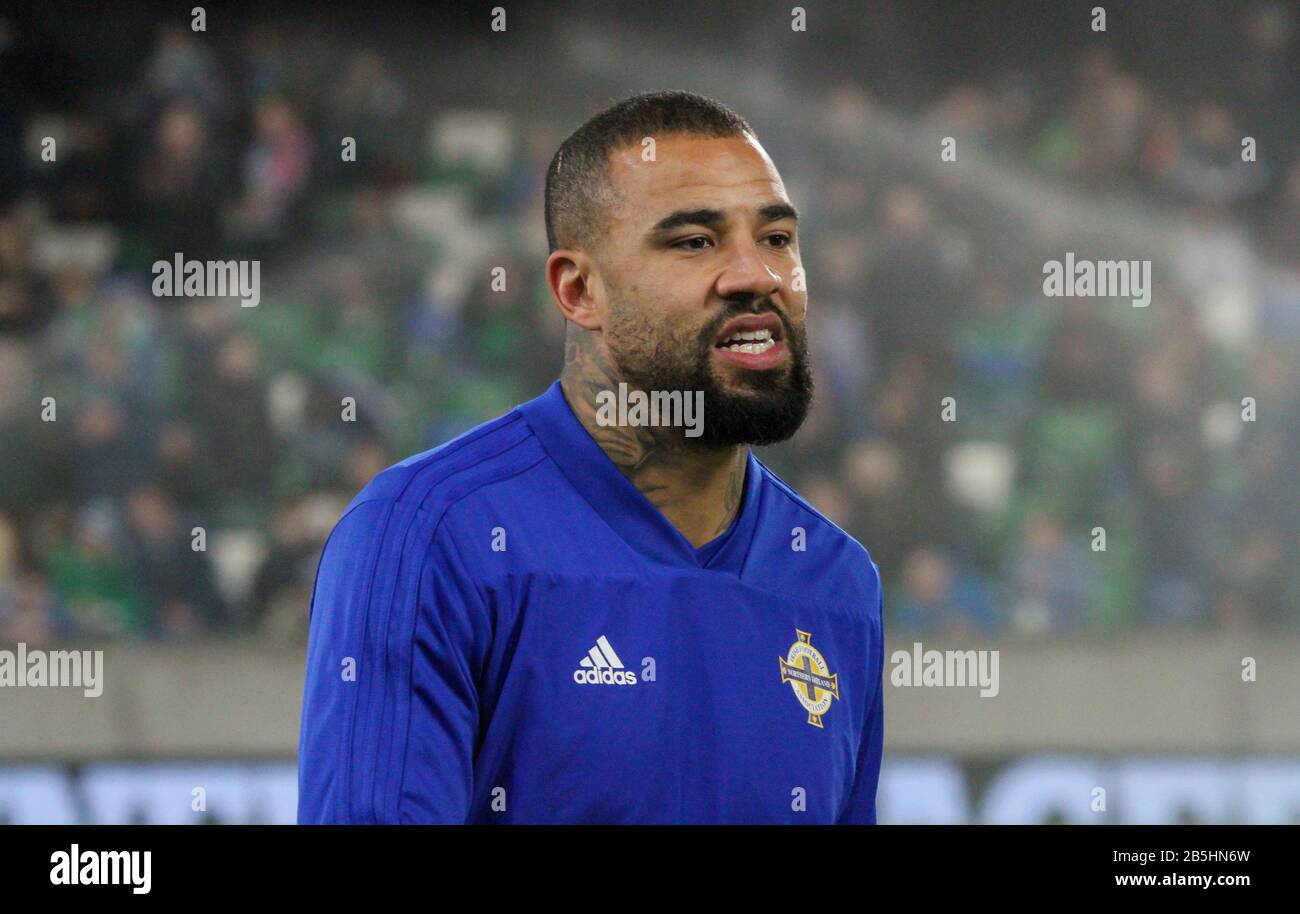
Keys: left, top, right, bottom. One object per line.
{"left": 594, "top": 131, "right": 812, "bottom": 447}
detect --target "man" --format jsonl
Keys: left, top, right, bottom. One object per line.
{"left": 298, "top": 90, "right": 884, "bottom": 824}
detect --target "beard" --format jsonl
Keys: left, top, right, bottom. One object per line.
{"left": 605, "top": 297, "right": 814, "bottom": 448}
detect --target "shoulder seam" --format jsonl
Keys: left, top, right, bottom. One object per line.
{"left": 756, "top": 459, "right": 865, "bottom": 548}
{"left": 391, "top": 449, "right": 548, "bottom": 824}
{"left": 392, "top": 413, "right": 530, "bottom": 505}
{"left": 346, "top": 429, "right": 539, "bottom": 520}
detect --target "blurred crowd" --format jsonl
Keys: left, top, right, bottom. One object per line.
{"left": 0, "top": 3, "right": 1297, "bottom": 644}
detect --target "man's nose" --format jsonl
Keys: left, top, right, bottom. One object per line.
{"left": 715, "top": 237, "right": 782, "bottom": 300}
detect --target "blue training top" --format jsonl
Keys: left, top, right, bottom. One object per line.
{"left": 297, "top": 380, "right": 885, "bottom": 824}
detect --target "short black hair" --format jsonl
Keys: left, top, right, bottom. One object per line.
{"left": 544, "top": 90, "right": 755, "bottom": 256}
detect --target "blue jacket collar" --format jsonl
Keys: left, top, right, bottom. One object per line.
{"left": 517, "top": 381, "right": 762, "bottom": 572}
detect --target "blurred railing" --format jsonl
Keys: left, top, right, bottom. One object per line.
{"left": 1, "top": 633, "right": 1296, "bottom": 759}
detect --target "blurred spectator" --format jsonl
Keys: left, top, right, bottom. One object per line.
{"left": 123, "top": 485, "right": 225, "bottom": 638}
{"left": 0, "top": 572, "right": 63, "bottom": 645}
{"left": 71, "top": 397, "right": 153, "bottom": 503}
{"left": 229, "top": 97, "right": 312, "bottom": 248}
{"left": 1164, "top": 103, "right": 1267, "bottom": 205}
{"left": 1005, "top": 510, "right": 1093, "bottom": 634}
{"left": 1040, "top": 296, "right": 1130, "bottom": 406}
{"left": 891, "top": 548, "right": 999, "bottom": 638}
{"left": 135, "top": 103, "right": 226, "bottom": 260}
{"left": 251, "top": 497, "right": 326, "bottom": 641}
{"left": 865, "top": 185, "right": 957, "bottom": 380}
{"left": 44, "top": 504, "right": 143, "bottom": 636}
{"left": 190, "top": 333, "right": 277, "bottom": 509}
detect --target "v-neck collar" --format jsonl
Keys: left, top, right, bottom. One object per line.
{"left": 517, "top": 381, "right": 762, "bottom": 573}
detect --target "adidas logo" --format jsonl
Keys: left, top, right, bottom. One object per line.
{"left": 573, "top": 635, "right": 638, "bottom": 686}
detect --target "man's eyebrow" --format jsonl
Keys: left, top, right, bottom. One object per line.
{"left": 649, "top": 208, "right": 726, "bottom": 236}
{"left": 647, "top": 202, "right": 799, "bottom": 238}
{"left": 758, "top": 202, "right": 799, "bottom": 224}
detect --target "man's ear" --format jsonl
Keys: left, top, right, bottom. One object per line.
{"left": 546, "top": 250, "right": 603, "bottom": 332}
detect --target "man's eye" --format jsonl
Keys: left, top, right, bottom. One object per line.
{"left": 674, "top": 236, "right": 713, "bottom": 251}
{"left": 766, "top": 233, "right": 793, "bottom": 248}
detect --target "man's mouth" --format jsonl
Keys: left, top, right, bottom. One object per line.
{"left": 712, "top": 313, "right": 788, "bottom": 368}
{"left": 716, "top": 327, "right": 778, "bottom": 355}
